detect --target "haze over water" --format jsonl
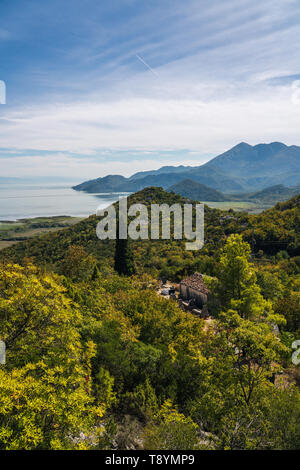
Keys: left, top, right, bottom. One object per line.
{"left": 0, "top": 183, "right": 125, "bottom": 221}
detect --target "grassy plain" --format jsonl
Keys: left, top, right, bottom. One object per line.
{"left": 200, "top": 200, "right": 269, "bottom": 213}
{"left": 0, "top": 216, "right": 83, "bottom": 250}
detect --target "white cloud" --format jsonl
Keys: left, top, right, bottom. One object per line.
{"left": 1, "top": 0, "right": 300, "bottom": 177}
{"left": 0, "top": 152, "right": 205, "bottom": 178}
{"left": 1, "top": 80, "right": 300, "bottom": 163}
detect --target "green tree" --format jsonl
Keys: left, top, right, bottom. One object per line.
{"left": 218, "top": 234, "right": 271, "bottom": 319}
{"left": 0, "top": 263, "right": 109, "bottom": 449}
{"left": 0, "top": 359, "right": 100, "bottom": 450}
{"left": 143, "top": 400, "right": 199, "bottom": 450}
{"left": 59, "top": 245, "right": 98, "bottom": 281}
{"left": 216, "top": 311, "right": 287, "bottom": 405}
{"left": 114, "top": 237, "right": 136, "bottom": 276}
{"left": 256, "top": 270, "right": 284, "bottom": 301}
{"left": 190, "top": 310, "right": 291, "bottom": 449}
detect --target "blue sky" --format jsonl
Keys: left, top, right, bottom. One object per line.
{"left": 1, "top": 0, "right": 300, "bottom": 179}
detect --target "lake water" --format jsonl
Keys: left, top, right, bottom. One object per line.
{"left": 0, "top": 183, "right": 128, "bottom": 221}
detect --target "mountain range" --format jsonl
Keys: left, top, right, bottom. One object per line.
{"left": 73, "top": 142, "right": 300, "bottom": 195}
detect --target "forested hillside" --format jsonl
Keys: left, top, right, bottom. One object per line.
{"left": 1, "top": 188, "right": 299, "bottom": 275}
{"left": 167, "top": 179, "right": 227, "bottom": 201}
{"left": 0, "top": 187, "right": 300, "bottom": 450}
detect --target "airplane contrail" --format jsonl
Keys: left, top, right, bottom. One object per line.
{"left": 136, "top": 54, "right": 158, "bottom": 76}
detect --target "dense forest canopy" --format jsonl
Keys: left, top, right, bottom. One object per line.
{"left": 1, "top": 188, "right": 299, "bottom": 274}
{"left": 0, "top": 187, "right": 300, "bottom": 450}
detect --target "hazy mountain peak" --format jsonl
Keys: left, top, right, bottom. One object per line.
{"left": 254, "top": 142, "right": 287, "bottom": 152}
{"left": 234, "top": 142, "right": 252, "bottom": 149}
{"left": 205, "top": 141, "right": 300, "bottom": 180}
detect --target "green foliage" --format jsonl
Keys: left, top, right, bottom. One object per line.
{"left": 114, "top": 238, "right": 136, "bottom": 276}
{"left": 188, "top": 310, "right": 294, "bottom": 449}
{"left": 168, "top": 179, "right": 227, "bottom": 201}
{"left": 0, "top": 263, "right": 109, "bottom": 449}
{"left": 59, "top": 244, "right": 98, "bottom": 281}
{"left": 2, "top": 188, "right": 299, "bottom": 278}
{"left": 143, "top": 400, "right": 199, "bottom": 450}
{"left": 217, "top": 234, "right": 271, "bottom": 319}
{"left": 275, "top": 291, "right": 300, "bottom": 334}
{"left": 0, "top": 188, "right": 300, "bottom": 450}
{"left": 0, "top": 263, "right": 80, "bottom": 367}
{"left": 256, "top": 270, "right": 284, "bottom": 301}
{"left": 0, "top": 362, "right": 97, "bottom": 450}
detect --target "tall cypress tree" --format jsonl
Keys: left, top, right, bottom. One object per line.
{"left": 114, "top": 232, "right": 136, "bottom": 276}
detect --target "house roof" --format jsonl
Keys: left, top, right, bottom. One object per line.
{"left": 180, "top": 272, "right": 210, "bottom": 294}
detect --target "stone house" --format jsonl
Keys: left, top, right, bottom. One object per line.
{"left": 179, "top": 272, "right": 210, "bottom": 309}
